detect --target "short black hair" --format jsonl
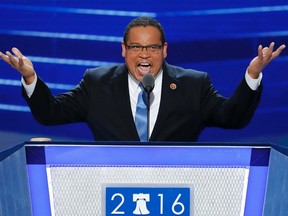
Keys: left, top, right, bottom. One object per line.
{"left": 123, "top": 16, "right": 166, "bottom": 45}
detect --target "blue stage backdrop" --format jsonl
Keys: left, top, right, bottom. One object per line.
{"left": 0, "top": 1, "right": 287, "bottom": 145}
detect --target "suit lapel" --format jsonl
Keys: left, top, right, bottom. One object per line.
{"left": 110, "top": 64, "right": 139, "bottom": 140}
{"left": 109, "top": 63, "right": 181, "bottom": 141}
{"left": 150, "top": 63, "right": 182, "bottom": 140}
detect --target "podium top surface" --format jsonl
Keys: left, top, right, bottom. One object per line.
{"left": 23, "top": 141, "right": 276, "bottom": 167}
{"left": 0, "top": 142, "right": 24, "bottom": 162}
{"left": 1, "top": 141, "right": 288, "bottom": 163}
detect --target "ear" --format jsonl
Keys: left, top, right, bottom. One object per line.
{"left": 162, "top": 42, "right": 168, "bottom": 58}
{"left": 121, "top": 42, "right": 126, "bottom": 57}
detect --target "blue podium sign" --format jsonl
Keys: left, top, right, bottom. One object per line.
{"left": 105, "top": 186, "right": 192, "bottom": 216}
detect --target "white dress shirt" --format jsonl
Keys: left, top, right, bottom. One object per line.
{"left": 128, "top": 70, "right": 163, "bottom": 138}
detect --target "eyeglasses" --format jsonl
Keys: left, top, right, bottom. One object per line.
{"left": 126, "top": 44, "right": 162, "bottom": 53}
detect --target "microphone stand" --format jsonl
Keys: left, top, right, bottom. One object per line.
{"left": 141, "top": 73, "right": 155, "bottom": 142}
{"left": 146, "top": 91, "right": 151, "bottom": 142}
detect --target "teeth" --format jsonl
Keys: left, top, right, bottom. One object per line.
{"left": 138, "top": 64, "right": 151, "bottom": 73}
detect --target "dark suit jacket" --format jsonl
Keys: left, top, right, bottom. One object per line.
{"left": 23, "top": 62, "right": 262, "bottom": 142}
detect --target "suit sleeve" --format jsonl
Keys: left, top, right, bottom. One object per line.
{"left": 22, "top": 73, "right": 90, "bottom": 125}
{"left": 202, "top": 74, "right": 262, "bottom": 128}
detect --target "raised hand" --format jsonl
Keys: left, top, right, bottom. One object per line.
{"left": 0, "top": 47, "right": 36, "bottom": 84}
{"left": 248, "top": 42, "right": 286, "bottom": 79}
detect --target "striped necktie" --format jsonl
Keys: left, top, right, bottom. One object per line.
{"left": 135, "top": 84, "right": 148, "bottom": 142}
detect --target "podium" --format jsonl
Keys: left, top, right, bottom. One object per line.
{"left": 1, "top": 142, "right": 288, "bottom": 215}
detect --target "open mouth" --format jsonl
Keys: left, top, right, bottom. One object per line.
{"left": 138, "top": 63, "right": 151, "bottom": 74}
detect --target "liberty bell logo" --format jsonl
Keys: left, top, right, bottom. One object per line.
{"left": 132, "top": 193, "right": 150, "bottom": 215}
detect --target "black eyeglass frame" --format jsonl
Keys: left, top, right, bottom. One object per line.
{"left": 125, "top": 44, "right": 163, "bottom": 53}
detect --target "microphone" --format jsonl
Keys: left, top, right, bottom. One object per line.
{"left": 141, "top": 73, "right": 155, "bottom": 93}
{"left": 141, "top": 73, "right": 155, "bottom": 142}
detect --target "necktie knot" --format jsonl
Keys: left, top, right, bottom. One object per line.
{"left": 139, "top": 84, "right": 148, "bottom": 107}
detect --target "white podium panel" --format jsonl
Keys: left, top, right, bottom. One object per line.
{"left": 47, "top": 166, "right": 248, "bottom": 215}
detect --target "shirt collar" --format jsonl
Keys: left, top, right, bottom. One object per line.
{"left": 128, "top": 69, "right": 163, "bottom": 93}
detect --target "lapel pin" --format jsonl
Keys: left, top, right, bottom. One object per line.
{"left": 170, "top": 83, "right": 177, "bottom": 90}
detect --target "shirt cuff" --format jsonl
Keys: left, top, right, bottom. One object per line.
{"left": 21, "top": 74, "right": 37, "bottom": 98}
{"left": 245, "top": 70, "right": 262, "bottom": 91}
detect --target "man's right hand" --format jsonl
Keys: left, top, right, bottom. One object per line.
{"left": 0, "top": 47, "right": 36, "bottom": 85}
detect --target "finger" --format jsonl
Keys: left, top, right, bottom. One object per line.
{"left": 258, "top": 45, "right": 263, "bottom": 60}
{"left": 272, "top": 44, "right": 286, "bottom": 59}
{"left": 262, "top": 47, "right": 271, "bottom": 61}
{"left": 18, "top": 56, "right": 24, "bottom": 68}
{"left": 6, "top": 51, "right": 19, "bottom": 68}
{"left": 265, "top": 42, "right": 275, "bottom": 58}
{"left": 0, "top": 51, "right": 12, "bottom": 65}
{"left": 12, "top": 47, "right": 24, "bottom": 59}
{"left": 261, "top": 43, "right": 276, "bottom": 62}
{"left": 11, "top": 47, "right": 26, "bottom": 69}
{"left": 0, "top": 51, "right": 7, "bottom": 59}
{"left": 269, "top": 42, "right": 275, "bottom": 51}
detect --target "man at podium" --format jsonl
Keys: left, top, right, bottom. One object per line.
{"left": 0, "top": 16, "right": 285, "bottom": 142}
